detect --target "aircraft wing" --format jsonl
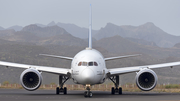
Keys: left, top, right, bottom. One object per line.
{"left": 0, "top": 61, "right": 70, "bottom": 75}
{"left": 108, "top": 61, "right": 180, "bottom": 76}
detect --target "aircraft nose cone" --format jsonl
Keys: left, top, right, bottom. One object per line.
{"left": 81, "top": 68, "right": 95, "bottom": 84}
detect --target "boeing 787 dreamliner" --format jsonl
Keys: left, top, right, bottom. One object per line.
{"left": 0, "top": 5, "right": 180, "bottom": 97}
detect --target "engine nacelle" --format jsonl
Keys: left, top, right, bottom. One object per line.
{"left": 20, "top": 68, "right": 42, "bottom": 91}
{"left": 136, "top": 69, "right": 157, "bottom": 91}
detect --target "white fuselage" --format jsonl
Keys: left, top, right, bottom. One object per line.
{"left": 71, "top": 48, "right": 108, "bottom": 85}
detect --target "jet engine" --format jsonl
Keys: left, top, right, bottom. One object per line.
{"left": 136, "top": 68, "right": 157, "bottom": 91}
{"left": 20, "top": 68, "right": 42, "bottom": 91}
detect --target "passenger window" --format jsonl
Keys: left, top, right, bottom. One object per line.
{"left": 94, "top": 62, "right": 98, "bottom": 66}
{"left": 88, "top": 62, "right": 93, "bottom": 66}
{"left": 82, "top": 62, "right": 87, "bottom": 66}
{"left": 78, "top": 62, "right": 82, "bottom": 66}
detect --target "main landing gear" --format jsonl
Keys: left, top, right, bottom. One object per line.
{"left": 84, "top": 84, "right": 93, "bottom": 97}
{"left": 109, "top": 75, "right": 122, "bottom": 95}
{"left": 56, "top": 75, "right": 69, "bottom": 95}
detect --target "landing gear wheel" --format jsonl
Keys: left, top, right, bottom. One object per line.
{"left": 84, "top": 91, "right": 93, "bottom": 97}
{"left": 89, "top": 91, "right": 93, "bottom": 97}
{"left": 111, "top": 87, "right": 115, "bottom": 95}
{"left": 57, "top": 75, "right": 69, "bottom": 95}
{"left": 119, "top": 87, "right": 122, "bottom": 95}
{"left": 64, "top": 87, "right": 67, "bottom": 94}
{"left": 84, "top": 91, "right": 88, "bottom": 97}
{"left": 56, "top": 87, "right": 59, "bottom": 94}
{"left": 109, "top": 76, "right": 123, "bottom": 95}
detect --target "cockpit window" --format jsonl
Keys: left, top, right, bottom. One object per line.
{"left": 88, "top": 62, "right": 93, "bottom": 66}
{"left": 82, "top": 62, "right": 87, "bottom": 66}
{"left": 78, "top": 62, "right": 82, "bottom": 66}
{"left": 94, "top": 62, "right": 98, "bottom": 66}
{"left": 78, "top": 61, "right": 98, "bottom": 66}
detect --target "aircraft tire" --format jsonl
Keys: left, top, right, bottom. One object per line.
{"left": 111, "top": 87, "right": 115, "bottom": 94}
{"left": 56, "top": 87, "right": 59, "bottom": 94}
{"left": 89, "top": 91, "right": 93, "bottom": 97}
{"left": 119, "top": 87, "right": 122, "bottom": 95}
{"left": 64, "top": 87, "right": 67, "bottom": 94}
{"left": 84, "top": 91, "right": 88, "bottom": 97}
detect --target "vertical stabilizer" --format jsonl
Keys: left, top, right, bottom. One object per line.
{"left": 88, "top": 4, "right": 92, "bottom": 49}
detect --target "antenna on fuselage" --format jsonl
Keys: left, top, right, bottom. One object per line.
{"left": 87, "top": 4, "right": 92, "bottom": 50}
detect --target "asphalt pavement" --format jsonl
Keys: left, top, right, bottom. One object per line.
{"left": 0, "top": 88, "right": 180, "bottom": 101}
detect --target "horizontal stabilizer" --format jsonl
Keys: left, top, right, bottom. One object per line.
{"left": 104, "top": 54, "right": 141, "bottom": 61}
{"left": 39, "top": 54, "right": 73, "bottom": 60}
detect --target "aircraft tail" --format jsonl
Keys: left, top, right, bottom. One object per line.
{"left": 88, "top": 4, "right": 92, "bottom": 49}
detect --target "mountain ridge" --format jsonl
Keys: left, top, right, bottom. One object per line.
{"left": 94, "top": 22, "right": 180, "bottom": 47}
{"left": 22, "top": 24, "right": 69, "bottom": 37}
{"left": 0, "top": 26, "right": 4, "bottom": 30}
{"left": 7, "top": 25, "right": 23, "bottom": 31}
{"left": 1, "top": 22, "right": 180, "bottom": 48}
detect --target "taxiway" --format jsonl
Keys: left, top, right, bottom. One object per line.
{"left": 0, "top": 89, "right": 179, "bottom": 101}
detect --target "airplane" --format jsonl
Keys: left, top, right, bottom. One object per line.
{"left": 0, "top": 4, "right": 180, "bottom": 98}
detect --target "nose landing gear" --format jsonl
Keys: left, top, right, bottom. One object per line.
{"left": 84, "top": 91, "right": 93, "bottom": 97}
{"left": 84, "top": 84, "right": 93, "bottom": 97}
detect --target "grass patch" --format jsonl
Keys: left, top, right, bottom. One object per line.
{"left": 165, "top": 84, "right": 180, "bottom": 89}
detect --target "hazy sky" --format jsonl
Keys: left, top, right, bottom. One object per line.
{"left": 0, "top": 0, "right": 180, "bottom": 36}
